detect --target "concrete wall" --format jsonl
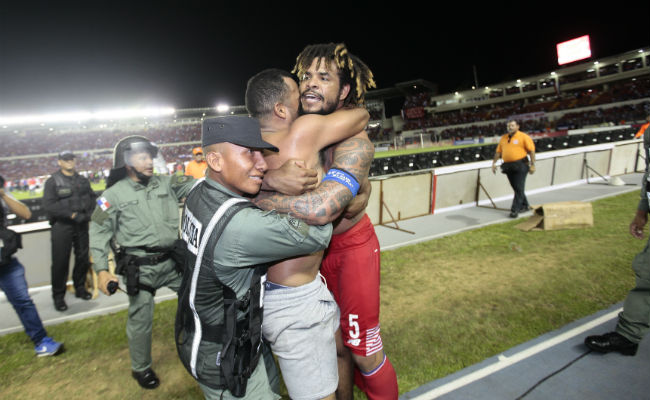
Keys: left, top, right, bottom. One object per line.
{"left": 551, "top": 152, "right": 585, "bottom": 185}
{"left": 610, "top": 142, "right": 642, "bottom": 176}
{"left": 14, "top": 229, "right": 53, "bottom": 287}
{"left": 378, "top": 173, "right": 432, "bottom": 223}
{"left": 11, "top": 139, "right": 645, "bottom": 288}
{"left": 367, "top": 139, "right": 645, "bottom": 224}
{"left": 435, "top": 168, "right": 480, "bottom": 209}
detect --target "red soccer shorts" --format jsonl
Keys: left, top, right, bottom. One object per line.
{"left": 321, "top": 214, "right": 383, "bottom": 357}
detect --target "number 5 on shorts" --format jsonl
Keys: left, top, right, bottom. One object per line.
{"left": 349, "top": 314, "right": 360, "bottom": 339}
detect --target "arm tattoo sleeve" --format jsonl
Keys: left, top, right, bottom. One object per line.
{"left": 252, "top": 135, "right": 373, "bottom": 224}
{"left": 330, "top": 136, "right": 374, "bottom": 182}
{"left": 252, "top": 180, "right": 352, "bottom": 225}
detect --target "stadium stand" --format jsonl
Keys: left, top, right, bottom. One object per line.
{"left": 1, "top": 48, "right": 649, "bottom": 185}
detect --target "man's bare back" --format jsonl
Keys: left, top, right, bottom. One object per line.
{"left": 261, "top": 125, "right": 327, "bottom": 286}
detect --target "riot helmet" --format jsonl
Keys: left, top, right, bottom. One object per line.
{"left": 106, "top": 136, "right": 167, "bottom": 188}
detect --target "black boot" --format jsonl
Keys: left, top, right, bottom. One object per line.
{"left": 132, "top": 368, "right": 160, "bottom": 389}
{"left": 54, "top": 298, "right": 68, "bottom": 311}
{"left": 584, "top": 332, "right": 638, "bottom": 356}
{"left": 75, "top": 287, "right": 92, "bottom": 300}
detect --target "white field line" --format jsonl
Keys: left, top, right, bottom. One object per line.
{"left": 407, "top": 308, "right": 621, "bottom": 400}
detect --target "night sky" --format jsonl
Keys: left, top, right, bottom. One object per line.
{"left": 1, "top": 1, "right": 648, "bottom": 115}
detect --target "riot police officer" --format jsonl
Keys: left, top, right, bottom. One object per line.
{"left": 42, "top": 151, "right": 97, "bottom": 311}
{"left": 89, "top": 136, "right": 195, "bottom": 389}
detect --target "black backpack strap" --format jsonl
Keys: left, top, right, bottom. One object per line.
{"left": 219, "top": 263, "right": 267, "bottom": 397}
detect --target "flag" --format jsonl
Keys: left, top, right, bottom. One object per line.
{"left": 97, "top": 197, "right": 111, "bottom": 211}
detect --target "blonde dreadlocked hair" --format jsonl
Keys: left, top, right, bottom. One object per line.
{"left": 292, "top": 43, "right": 376, "bottom": 106}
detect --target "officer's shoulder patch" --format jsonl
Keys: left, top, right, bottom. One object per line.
{"left": 96, "top": 196, "right": 112, "bottom": 211}
{"left": 91, "top": 207, "right": 109, "bottom": 225}
{"left": 172, "top": 175, "right": 192, "bottom": 185}
{"left": 286, "top": 214, "right": 309, "bottom": 237}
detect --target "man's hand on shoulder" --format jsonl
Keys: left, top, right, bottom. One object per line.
{"left": 262, "top": 159, "right": 318, "bottom": 196}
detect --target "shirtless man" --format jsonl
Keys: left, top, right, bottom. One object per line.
{"left": 260, "top": 43, "right": 398, "bottom": 400}
{"left": 246, "top": 68, "right": 370, "bottom": 400}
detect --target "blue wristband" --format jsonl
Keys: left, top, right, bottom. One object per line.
{"left": 322, "top": 168, "right": 360, "bottom": 197}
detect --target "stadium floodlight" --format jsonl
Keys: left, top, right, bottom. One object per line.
{"left": 93, "top": 107, "right": 175, "bottom": 120}
{"left": 216, "top": 104, "right": 230, "bottom": 113}
{"left": 0, "top": 106, "right": 175, "bottom": 126}
{"left": 0, "top": 111, "right": 92, "bottom": 126}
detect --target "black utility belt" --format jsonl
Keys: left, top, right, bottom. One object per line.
{"left": 130, "top": 252, "right": 171, "bottom": 266}
{"left": 503, "top": 157, "right": 528, "bottom": 165}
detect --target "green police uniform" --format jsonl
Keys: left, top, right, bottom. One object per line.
{"left": 177, "top": 177, "right": 332, "bottom": 400}
{"left": 616, "top": 125, "right": 650, "bottom": 343}
{"left": 90, "top": 173, "right": 195, "bottom": 372}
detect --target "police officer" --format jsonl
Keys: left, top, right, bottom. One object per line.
{"left": 90, "top": 136, "right": 195, "bottom": 389}
{"left": 42, "top": 151, "right": 97, "bottom": 311}
{"left": 585, "top": 114, "right": 650, "bottom": 356}
{"left": 175, "top": 116, "right": 337, "bottom": 400}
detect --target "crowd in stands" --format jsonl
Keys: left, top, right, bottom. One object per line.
{"left": 2, "top": 76, "right": 649, "bottom": 184}
{"left": 0, "top": 124, "right": 200, "bottom": 158}
{"left": 431, "top": 118, "right": 551, "bottom": 142}
{"left": 402, "top": 76, "right": 650, "bottom": 140}
{"left": 0, "top": 143, "right": 199, "bottom": 185}
{"left": 403, "top": 93, "right": 431, "bottom": 109}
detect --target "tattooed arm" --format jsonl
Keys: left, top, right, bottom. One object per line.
{"left": 253, "top": 131, "right": 374, "bottom": 225}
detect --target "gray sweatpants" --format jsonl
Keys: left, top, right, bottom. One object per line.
{"left": 262, "top": 276, "right": 340, "bottom": 400}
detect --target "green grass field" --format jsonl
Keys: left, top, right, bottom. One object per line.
{"left": 0, "top": 191, "right": 642, "bottom": 399}
{"left": 373, "top": 142, "right": 484, "bottom": 159}
{"left": 10, "top": 182, "right": 107, "bottom": 201}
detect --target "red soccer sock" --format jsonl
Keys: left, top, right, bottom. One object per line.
{"left": 354, "top": 367, "right": 366, "bottom": 393}
{"left": 358, "top": 354, "right": 398, "bottom": 400}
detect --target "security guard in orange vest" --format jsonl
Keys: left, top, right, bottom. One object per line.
{"left": 185, "top": 147, "right": 207, "bottom": 179}
{"left": 492, "top": 119, "right": 536, "bottom": 218}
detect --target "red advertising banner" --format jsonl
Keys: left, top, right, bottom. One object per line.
{"left": 403, "top": 106, "right": 425, "bottom": 119}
